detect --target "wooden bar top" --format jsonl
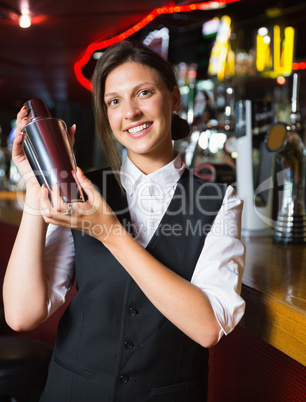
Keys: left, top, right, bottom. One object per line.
{"left": 1, "top": 191, "right": 305, "bottom": 365}
{"left": 240, "top": 236, "right": 306, "bottom": 366}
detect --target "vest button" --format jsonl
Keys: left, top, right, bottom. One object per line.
{"left": 124, "top": 341, "right": 134, "bottom": 350}
{"left": 128, "top": 307, "right": 138, "bottom": 316}
{"left": 120, "top": 375, "right": 129, "bottom": 384}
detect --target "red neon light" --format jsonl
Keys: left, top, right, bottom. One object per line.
{"left": 74, "top": 0, "right": 241, "bottom": 92}
{"left": 293, "top": 61, "right": 306, "bottom": 70}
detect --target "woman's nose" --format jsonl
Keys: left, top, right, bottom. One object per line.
{"left": 124, "top": 99, "right": 141, "bottom": 119}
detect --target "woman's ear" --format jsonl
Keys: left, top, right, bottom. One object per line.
{"left": 172, "top": 86, "right": 181, "bottom": 111}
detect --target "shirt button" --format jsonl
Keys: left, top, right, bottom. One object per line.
{"left": 128, "top": 307, "right": 138, "bottom": 316}
{"left": 120, "top": 375, "right": 129, "bottom": 384}
{"left": 125, "top": 341, "right": 134, "bottom": 350}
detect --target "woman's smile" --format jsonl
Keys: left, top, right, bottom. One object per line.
{"left": 125, "top": 122, "right": 153, "bottom": 138}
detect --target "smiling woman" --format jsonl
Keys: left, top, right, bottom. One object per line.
{"left": 3, "top": 40, "right": 245, "bottom": 402}
{"left": 103, "top": 61, "right": 180, "bottom": 173}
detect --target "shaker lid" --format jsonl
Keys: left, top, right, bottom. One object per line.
{"left": 24, "top": 99, "right": 51, "bottom": 121}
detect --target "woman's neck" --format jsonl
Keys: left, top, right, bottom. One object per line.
{"left": 127, "top": 149, "right": 176, "bottom": 175}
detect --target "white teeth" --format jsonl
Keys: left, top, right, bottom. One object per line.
{"left": 128, "top": 123, "right": 149, "bottom": 134}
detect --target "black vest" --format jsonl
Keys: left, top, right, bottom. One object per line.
{"left": 40, "top": 168, "right": 226, "bottom": 402}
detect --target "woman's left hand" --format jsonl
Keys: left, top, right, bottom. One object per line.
{"left": 39, "top": 168, "right": 120, "bottom": 241}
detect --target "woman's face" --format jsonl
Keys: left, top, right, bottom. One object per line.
{"left": 104, "top": 61, "right": 180, "bottom": 172}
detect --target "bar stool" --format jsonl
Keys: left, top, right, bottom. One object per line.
{"left": 0, "top": 336, "right": 52, "bottom": 402}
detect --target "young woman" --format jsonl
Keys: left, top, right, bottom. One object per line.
{"left": 3, "top": 40, "right": 245, "bottom": 402}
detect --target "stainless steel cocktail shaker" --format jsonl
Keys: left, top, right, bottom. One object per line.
{"left": 22, "top": 99, "right": 85, "bottom": 203}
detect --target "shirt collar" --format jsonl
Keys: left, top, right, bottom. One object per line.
{"left": 120, "top": 153, "right": 185, "bottom": 196}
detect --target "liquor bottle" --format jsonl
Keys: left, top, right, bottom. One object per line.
{"left": 266, "top": 73, "right": 306, "bottom": 243}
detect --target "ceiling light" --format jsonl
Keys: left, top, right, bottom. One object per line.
{"left": 19, "top": 10, "right": 31, "bottom": 28}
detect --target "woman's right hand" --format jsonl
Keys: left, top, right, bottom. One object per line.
{"left": 12, "top": 106, "right": 38, "bottom": 189}
{"left": 13, "top": 106, "right": 77, "bottom": 192}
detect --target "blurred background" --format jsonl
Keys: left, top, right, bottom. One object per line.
{"left": 1, "top": 0, "right": 306, "bottom": 174}
{"left": 0, "top": 3, "right": 305, "bottom": 401}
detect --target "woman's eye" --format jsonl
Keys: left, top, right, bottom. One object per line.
{"left": 108, "top": 99, "right": 119, "bottom": 107}
{"left": 139, "top": 89, "right": 152, "bottom": 97}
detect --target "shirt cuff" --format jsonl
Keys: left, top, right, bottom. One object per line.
{"left": 205, "top": 288, "right": 246, "bottom": 336}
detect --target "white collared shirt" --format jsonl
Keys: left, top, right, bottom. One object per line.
{"left": 120, "top": 154, "right": 185, "bottom": 247}
{"left": 45, "top": 154, "right": 245, "bottom": 340}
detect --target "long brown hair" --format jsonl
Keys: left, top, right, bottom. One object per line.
{"left": 92, "top": 40, "right": 178, "bottom": 176}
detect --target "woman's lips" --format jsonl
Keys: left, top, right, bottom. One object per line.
{"left": 125, "top": 122, "right": 153, "bottom": 138}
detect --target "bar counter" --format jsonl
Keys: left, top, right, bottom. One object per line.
{"left": 1, "top": 191, "right": 305, "bottom": 366}
{"left": 241, "top": 236, "right": 305, "bottom": 366}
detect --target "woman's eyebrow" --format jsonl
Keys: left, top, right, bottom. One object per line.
{"left": 104, "top": 92, "right": 118, "bottom": 99}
